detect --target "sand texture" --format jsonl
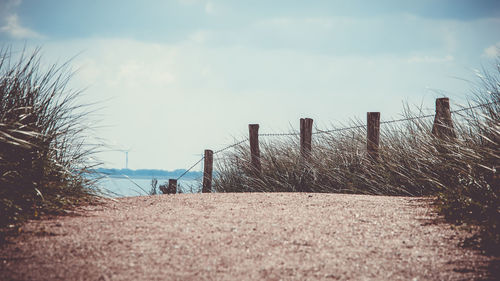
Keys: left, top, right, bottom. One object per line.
{"left": 0, "top": 193, "right": 495, "bottom": 280}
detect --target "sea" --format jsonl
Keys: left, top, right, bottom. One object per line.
{"left": 95, "top": 177, "right": 201, "bottom": 197}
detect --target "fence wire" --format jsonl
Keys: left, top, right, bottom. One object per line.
{"left": 450, "top": 100, "right": 498, "bottom": 114}
{"left": 175, "top": 138, "right": 248, "bottom": 180}
{"left": 260, "top": 132, "right": 300, "bottom": 137}
{"left": 176, "top": 100, "right": 497, "bottom": 180}
{"left": 214, "top": 138, "right": 249, "bottom": 154}
{"left": 176, "top": 157, "right": 204, "bottom": 181}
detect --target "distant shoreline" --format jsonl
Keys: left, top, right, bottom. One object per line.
{"left": 93, "top": 168, "right": 202, "bottom": 180}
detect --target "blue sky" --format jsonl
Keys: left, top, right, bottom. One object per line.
{"left": 1, "top": 0, "right": 499, "bottom": 170}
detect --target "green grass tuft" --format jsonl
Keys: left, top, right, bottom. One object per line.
{"left": 0, "top": 47, "right": 99, "bottom": 242}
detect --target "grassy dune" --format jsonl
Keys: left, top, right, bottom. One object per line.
{"left": 214, "top": 63, "right": 499, "bottom": 253}
{"left": 0, "top": 48, "right": 98, "bottom": 242}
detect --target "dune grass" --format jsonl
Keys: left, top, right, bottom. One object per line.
{"left": 0, "top": 47, "right": 99, "bottom": 242}
{"left": 214, "top": 64, "right": 499, "bottom": 253}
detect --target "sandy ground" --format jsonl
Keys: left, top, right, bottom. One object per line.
{"left": 0, "top": 193, "right": 496, "bottom": 280}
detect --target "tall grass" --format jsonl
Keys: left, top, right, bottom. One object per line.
{"left": 214, "top": 64, "right": 499, "bottom": 252}
{"left": 0, "top": 47, "right": 98, "bottom": 239}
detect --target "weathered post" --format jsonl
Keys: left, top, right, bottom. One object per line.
{"left": 202, "top": 149, "right": 213, "bottom": 193}
{"left": 300, "top": 118, "right": 313, "bottom": 160}
{"left": 367, "top": 112, "right": 380, "bottom": 160}
{"left": 168, "top": 179, "right": 177, "bottom": 194}
{"left": 299, "top": 118, "right": 314, "bottom": 192}
{"left": 432, "top": 97, "right": 456, "bottom": 139}
{"left": 249, "top": 124, "right": 261, "bottom": 173}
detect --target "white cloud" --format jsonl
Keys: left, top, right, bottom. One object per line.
{"left": 254, "top": 18, "right": 294, "bottom": 28}
{"left": 483, "top": 42, "right": 500, "bottom": 58}
{"left": 230, "top": 15, "right": 462, "bottom": 56}
{"left": 407, "top": 54, "right": 454, "bottom": 63}
{"left": 177, "top": 0, "right": 203, "bottom": 5}
{"left": 205, "top": 2, "right": 215, "bottom": 14}
{"left": 188, "top": 30, "right": 210, "bottom": 44}
{"left": 255, "top": 17, "right": 339, "bottom": 29}
{"left": 0, "top": 14, "right": 44, "bottom": 39}
{"left": 113, "top": 59, "right": 176, "bottom": 87}
{"left": 177, "top": 0, "right": 218, "bottom": 15}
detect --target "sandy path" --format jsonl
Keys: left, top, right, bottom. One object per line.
{"left": 0, "top": 193, "right": 494, "bottom": 280}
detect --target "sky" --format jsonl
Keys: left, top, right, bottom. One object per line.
{"left": 1, "top": 0, "right": 499, "bottom": 170}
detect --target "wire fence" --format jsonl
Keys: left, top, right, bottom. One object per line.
{"left": 175, "top": 157, "right": 205, "bottom": 181}
{"left": 176, "top": 100, "right": 497, "bottom": 181}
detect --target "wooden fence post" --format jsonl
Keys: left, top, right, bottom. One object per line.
{"left": 249, "top": 124, "right": 261, "bottom": 173}
{"left": 168, "top": 179, "right": 177, "bottom": 194}
{"left": 432, "top": 97, "right": 456, "bottom": 139}
{"left": 300, "top": 118, "right": 313, "bottom": 160}
{"left": 202, "top": 149, "right": 213, "bottom": 193}
{"left": 367, "top": 112, "right": 380, "bottom": 160}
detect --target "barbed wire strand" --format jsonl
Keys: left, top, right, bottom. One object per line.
{"left": 176, "top": 157, "right": 204, "bottom": 181}
{"left": 175, "top": 139, "right": 249, "bottom": 180}
{"left": 260, "top": 132, "right": 300, "bottom": 137}
{"left": 313, "top": 124, "right": 367, "bottom": 135}
{"left": 313, "top": 101, "right": 497, "bottom": 135}
{"left": 176, "top": 100, "right": 498, "bottom": 180}
{"left": 450, "top": 100, "right": 498, "bottom": 114}
{"left": 214, "top": 138, "right": 249, "bottom": 154}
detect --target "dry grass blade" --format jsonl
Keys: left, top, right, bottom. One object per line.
{"left": 213, "top": 61, "right": 500, "bottom": 253}
{"left": 0, "top": 47, "right": 101, "bottom": 242}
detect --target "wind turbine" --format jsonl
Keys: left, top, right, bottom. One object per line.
{"left": 122, "top": 149, "right": 130, "bottom": 169}
{"left": 108, "top": 146, "right": 132, "bottom": 169}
